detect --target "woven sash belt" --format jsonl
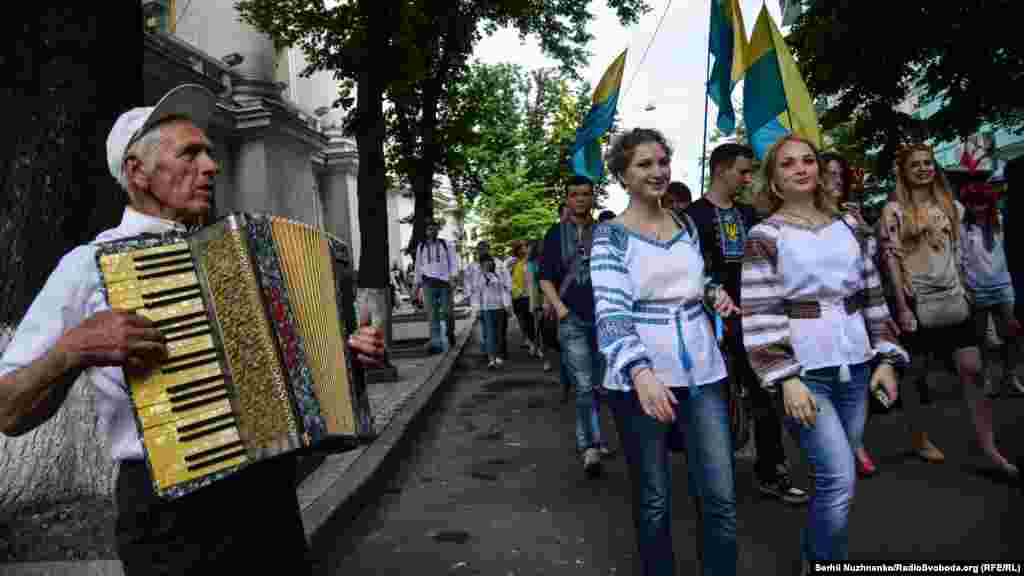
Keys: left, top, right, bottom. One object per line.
{"left": 783, "top": 293, "right": 865, "bottom": 319}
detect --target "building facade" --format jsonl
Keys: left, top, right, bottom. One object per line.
{"left": 141, "top": 0, "right": 366, "bottom": 267}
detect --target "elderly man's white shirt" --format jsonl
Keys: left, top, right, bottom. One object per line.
{"left": 0, "top": 206, "right": 187, "bottom": 462}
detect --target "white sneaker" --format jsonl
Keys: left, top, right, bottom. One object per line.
{"left": 582, "top": 448, "right": 602, "bottom": 477}
{"left": 543, "top": 360, "right": 552, "bottom": 372}
{"left": 495, "top": 357, "right": 504, "bottom": 368}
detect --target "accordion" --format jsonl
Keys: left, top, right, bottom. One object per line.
{"left": 96, "top": 213, "right": 374, "bottom": 499}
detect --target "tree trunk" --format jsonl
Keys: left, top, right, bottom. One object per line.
{"left": 1, "top": 6, "right": 140, "bottom": 514}
{"left": 410, "top": 79, "right": 442, "bottom": 257}
{"left": 353, "top": 10, "right": 394, "bottom": 353}
{"left": 408, "top": 10, "right": 468, "bottom": 261}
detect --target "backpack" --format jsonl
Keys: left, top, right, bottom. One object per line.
{"left": 418, "top": 239, "right": 450, "bottom": 267}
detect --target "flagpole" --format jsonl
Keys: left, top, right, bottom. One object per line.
{"left": 700, "top": 42, "right": 712, "bottom": 198}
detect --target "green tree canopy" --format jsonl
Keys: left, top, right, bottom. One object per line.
{"left": 449, "top": 60, "right": 622, "bottom": 253}
{"left": 788, "top": 1, "right": 1024, "bottom": 177}
{"left": 235, "top": 0, "right": 649, "bottom": 285}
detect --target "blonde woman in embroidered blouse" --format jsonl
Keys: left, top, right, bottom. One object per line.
{"left": 592, "top": 128, "right": 740, "bottom": 576}
{"left": 879, "top": 143, "right": 1018, "bottom": 479}
{"left": 742, "top": 135, "right": 907, "bottom": 566}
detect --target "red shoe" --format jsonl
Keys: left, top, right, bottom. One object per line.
{"left": 856, "top": 447, "right": 877, "bottom": 477}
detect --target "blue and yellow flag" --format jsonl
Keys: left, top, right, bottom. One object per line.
{"left": 707, "top": 0, "right": 748, "bottom": 134}
{"left": 742, "top": 6, "right": 821, "bottom": 159}
{"left": 569, "top": 49, "right": 628, "bottom": 183}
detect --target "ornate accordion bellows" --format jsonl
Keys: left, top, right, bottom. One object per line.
{"left": 96, "top": 213, "right": 374, "bottom": 499}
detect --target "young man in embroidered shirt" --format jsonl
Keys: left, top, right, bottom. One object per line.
{"left": 415, "top": 218, "right": 460, "bottom": 354}
{"left": 685, "top": 143, "right": 809, "bottom": 506}
{"left": 0, "top": 84, "right": 386, "bottom": 574}
{"left": 540, "top": 175, "right": 612, "bottom": 477}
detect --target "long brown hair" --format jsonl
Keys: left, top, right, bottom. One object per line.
{"left": 891, "top": 143, "right": 959, "bottom": 243}
{"left": 752, "top": 134, "right": 838, "bottom": 217}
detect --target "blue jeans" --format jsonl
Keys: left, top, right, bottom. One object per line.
{"left": 423, "top": 281, "right": 449, "bottom": 351}
{"left": 480, "top": 309, "right": 500, "bottom": 356}
{"left": 560, "top": 356, "right": 606, "bottom": 449}
{"left": 558, "top": 311, "right": 607, "bottom": 452}
{"left": 783, "top": 362, "right": 869, "bottom": 562}
{"left": 607, "top": 380, "right": 736, "bottom": 576}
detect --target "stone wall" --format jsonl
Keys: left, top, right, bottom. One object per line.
{"left": 0, "top": 325, "right": 115, "bottom": 519}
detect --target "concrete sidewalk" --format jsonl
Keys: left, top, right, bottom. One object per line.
{"left": 0, "top": 314, "right": 478, "bottom": 576}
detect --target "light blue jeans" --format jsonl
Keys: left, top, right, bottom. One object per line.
{"left": 558, "top": 311, "right": 607, "bottom": 452}
{"left": 423, "top": 281, "right": 450, "bottom": 352}
{"left": 783, "top": 362, "right": 870, "bottom": 562}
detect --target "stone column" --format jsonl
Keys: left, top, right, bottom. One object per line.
{"left": 226, "top": 99, "right": 326, "bottom": 221}
{"left": 320, "top": 133, "right": 360, "bottom": 261}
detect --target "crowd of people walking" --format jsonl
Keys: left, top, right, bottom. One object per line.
{"left": 421, "top": 128, "right": 1021, "bottom": 575}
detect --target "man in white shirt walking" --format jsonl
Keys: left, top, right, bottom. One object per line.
{"left": 415, "top": 218, "right": 459, "bottom": 354}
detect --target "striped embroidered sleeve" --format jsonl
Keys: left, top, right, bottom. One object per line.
{"left": 591, "top": 224, "right": 651, "bottom": 386}
{"left": 859, "top": 226, "right": 910, "bottom": 367}
{"left": 741, "top": 223, "right": 800, "bottom": 389}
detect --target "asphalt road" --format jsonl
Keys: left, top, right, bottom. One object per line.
{"left": 314, "top": 325, "right": 1023, "bottom": 575}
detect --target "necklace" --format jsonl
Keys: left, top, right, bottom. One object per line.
{"left": 776, "top": 209, "right": 830, "bottom": 229}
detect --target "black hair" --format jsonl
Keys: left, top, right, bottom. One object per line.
{"left": 528, "top": 238, "right": 544, "bottom": 261}
{"left": 820, "top": 152, "right": 854, "bottom": 204}
{"left": 709, "top": 143, "right": 754, "bottom": 177}
{"left": 667, "top": 181, "right": 691, "bottom": 201}
{"left": 565, "top": 175, "right": 594, "bottom": 194}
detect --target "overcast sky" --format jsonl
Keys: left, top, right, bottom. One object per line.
{"left": 473, "top": 0, "right": 785, "bottom": 213}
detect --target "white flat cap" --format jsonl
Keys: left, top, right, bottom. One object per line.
{"left": 106, "top": 84, "right": 216, "bottom": 183}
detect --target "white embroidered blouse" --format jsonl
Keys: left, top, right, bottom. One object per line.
{"left": 591, "top": 221, "right": 727, "bottom": 392}
{"left": 465, "top": 260, "right": 511, "bottom": 311}
{"left": 741, "top": 213, "right": 909, "bottom": 389}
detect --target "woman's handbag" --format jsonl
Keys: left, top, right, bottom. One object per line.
{"left": 910, "top": 280, "right": 970, "bottom": 329}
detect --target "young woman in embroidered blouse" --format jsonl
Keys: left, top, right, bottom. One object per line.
{"left": 879, "top": 144, "right": 1018, "bottom": 479}
{"left": 466, "top": 241, "right": 511, "bottom": 370}
{"left": 960, "top": 182, "right": 1023, "bottom": 397}
{"left": 742, "top": 135, "right": 907, "bottom": 566}
{"left": 591, "top": 128, "right": 740, "bottom": 576}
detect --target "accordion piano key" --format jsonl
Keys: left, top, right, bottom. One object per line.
{"left": 144, "top": 416, "right": 248, "bottom": 490}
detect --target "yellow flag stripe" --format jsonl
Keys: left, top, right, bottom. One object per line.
{"left": 724, "top": 0, "right": 749, "bottom": 84}
{"left": 766, "top": 11, "right": 822, "bottom": 148}
{"left": 747, "top": 7, "right": 774, "bottom": 65}
{"left": 593, "top": 49, "right": 628, "bottom": 104}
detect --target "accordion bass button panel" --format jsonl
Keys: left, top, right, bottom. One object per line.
{"left": 99, "top": 242, "right": 248, "bottom": 491}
